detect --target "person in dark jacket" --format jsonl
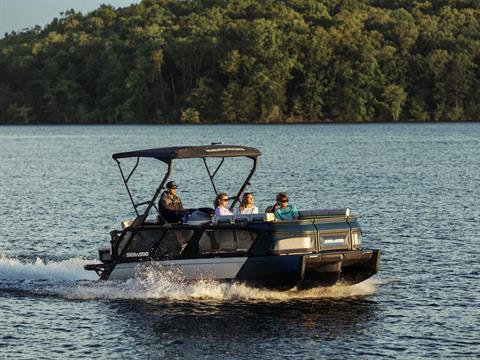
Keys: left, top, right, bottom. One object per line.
{"left": 159, "top": 181, "right": 184, "bottom": 223}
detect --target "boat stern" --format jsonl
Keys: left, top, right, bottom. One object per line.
{"left": 298, "top": 249, "right": 381, "bottom": 289}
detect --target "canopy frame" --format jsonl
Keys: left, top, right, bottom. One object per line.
{"left": 113, "top": 144, "right": 260, "bottom": 225}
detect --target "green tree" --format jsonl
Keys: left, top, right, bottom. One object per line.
{"left": 180, "top": 107, "right": 200, "bottom": 123}
{"left": 1, "top": 0, "right": 479, "bottom": 123}
{"left": 382, "top": 84, "right": 406, "bottom": 121}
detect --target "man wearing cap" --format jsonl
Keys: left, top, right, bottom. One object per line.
{"left": 159, "top": 181, "right": 184, "bottom": 223}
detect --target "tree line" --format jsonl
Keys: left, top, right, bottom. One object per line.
{"left": 1, "top": 0, "right": 479, "bottom": 124}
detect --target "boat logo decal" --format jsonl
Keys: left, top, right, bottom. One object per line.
{"left": 205, "top": 148, "right": 245, "bottom": 152}
{"left": 126, "top": 252, "right": 149, "bottom": 257}
{"left": 322, "top": 238, "right": 346, "bottom": 244}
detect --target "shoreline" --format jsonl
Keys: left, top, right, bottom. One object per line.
{"left": 1, "top": 120, "right": 479, "bottom": 126}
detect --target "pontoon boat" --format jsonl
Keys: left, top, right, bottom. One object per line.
{"left": 85, "top": 144, "right": 380, "bottom": 290}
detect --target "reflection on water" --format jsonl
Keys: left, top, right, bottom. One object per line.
{"left": 105, "top": 288, "right": 379, "bottom": 359}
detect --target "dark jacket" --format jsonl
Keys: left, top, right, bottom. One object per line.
{"left": 159, "top": 191, "right": 183, "bottom": 211}
{"left": 159, "top": 191, "right": 184, "bottom": 223}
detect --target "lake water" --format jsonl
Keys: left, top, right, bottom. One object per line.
{"left": 0, "top": 124, "right": 479, "bottom": 359}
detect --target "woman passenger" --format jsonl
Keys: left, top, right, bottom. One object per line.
{"left": 214, "top": 192, "right": 233, "bottom": 216}
{"left": 237, "top": 192, "right": 259, "bottom": 214}
{"left": 273, "top": 192, "right": 299, "bottom": 220}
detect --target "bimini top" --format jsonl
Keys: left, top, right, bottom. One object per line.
{"left": 112, "top": 144, "right": 261, "bottom": 162}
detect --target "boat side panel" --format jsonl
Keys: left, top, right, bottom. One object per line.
{"left": 108, "top": 257, "right": 249, "bottom": 281}
{"left": 235, "top": 255, "right": 303, "bottom": 289}
{"left": 107, "top": 255, "right": 303, "bottom": 288}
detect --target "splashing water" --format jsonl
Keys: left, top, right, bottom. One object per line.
{"left": 68, "top": 264, "right": 384, "bottom": 302}
{"left": 0, "top": 255, "right": 98, "bottom": 281}
{"left": 0, "top": 255, "right": 384, "bottom": 302}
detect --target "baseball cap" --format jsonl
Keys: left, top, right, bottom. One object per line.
{"left": 166, "top": 181, "right": 177, "bottom": 189}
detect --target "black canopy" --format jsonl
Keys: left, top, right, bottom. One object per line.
{"left": 112, "top": 144, "right": 261, "bottom": 162}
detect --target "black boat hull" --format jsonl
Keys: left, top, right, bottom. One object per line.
{"left": 91, "top": 249, "right": 380, "bottom": 291}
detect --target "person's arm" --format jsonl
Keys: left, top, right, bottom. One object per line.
{"left": 160, "top": 195, "right": 178, "bottom": 211}
{"left": 160, "top": 196, "right": 171, "bottom": 210}
{"left": 273, "top": 208, "right": 282, "bottom": 220}
{"left": 292, "top": 205, "right": 299, "bottom": 220}
{"left": 177, "top": 197, "right": 184, "bottom": 211}
{"left": 217, "top": 207, "right": 232, "bottom": 216}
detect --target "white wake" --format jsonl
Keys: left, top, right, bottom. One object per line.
{"left": 0, "top": 255, "right": 98, "bottom": 281}
{"left": 68, "top": 266, "right": 384, "bottom": 301}
{"left": 0, "top": 255, "right": 384, "bottom": 301}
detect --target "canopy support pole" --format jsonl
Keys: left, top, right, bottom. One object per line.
{"left": 203, "top": 157, "right": 224, "bottom": 195}
{"left": 230, "top": 157, "right": 258, "bottom": 211}
{"left": 135, "top": 160, "right": 172, "bottom": 225}
{"left": 116, "top": 158, "right": 171, "bottom": 225}
{"left": 116, "top": 158, "right": 139, "bottom": 216}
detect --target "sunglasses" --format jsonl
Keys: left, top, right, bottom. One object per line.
{"left": 280, "top": 199, "right": 288, "bottom": 203}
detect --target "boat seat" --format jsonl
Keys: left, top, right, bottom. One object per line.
{"left": 233, "top": 214, "right": 265, "bottom": 223}
{"left": 214, "top": 215, "right": 234, "bottom": 224}
{"left": 234, "top": 216, "right": 249, "bottom": 223}
{"left": 298, "top": 208, "right": 350, "bottom": 218}
{"left": 212, "top": 213, "right": 274, "bottom": 224}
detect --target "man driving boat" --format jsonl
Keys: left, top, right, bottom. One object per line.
{"left": 159, "top": 181, "right": 184, "bottom": 223}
